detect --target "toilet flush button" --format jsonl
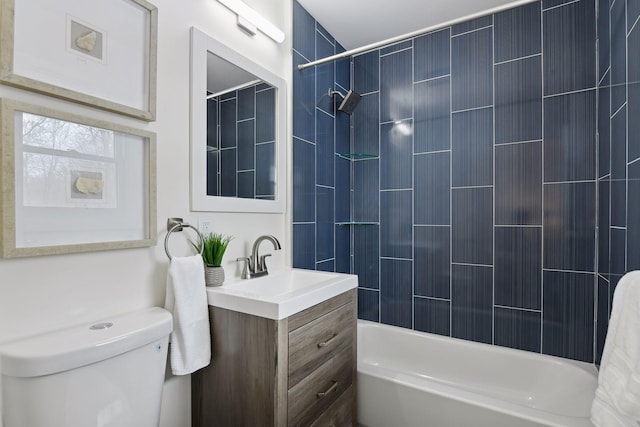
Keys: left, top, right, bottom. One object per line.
{"left": 90, "top": 322, "right": 113, "bottom": 330}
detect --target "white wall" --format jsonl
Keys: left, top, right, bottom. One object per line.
{"left": 0, "top": 0, "right": 292, "bottom": 425}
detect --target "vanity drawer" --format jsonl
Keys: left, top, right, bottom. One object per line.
{"left": 287, "top": 346, "right": 353, "bottom": 427}
{"left": 288, "top": 302, "right": 354, "bottom": 388}
{"left": 310, "top": 386, "right": 354, "bottom": 427}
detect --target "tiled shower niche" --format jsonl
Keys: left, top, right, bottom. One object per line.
{"left": 292, "top": 0, "right": 640, "bottom": 364}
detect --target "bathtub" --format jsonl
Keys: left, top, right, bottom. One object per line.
{"left": 357, "top": 320, "right": 598, "bottom": 427}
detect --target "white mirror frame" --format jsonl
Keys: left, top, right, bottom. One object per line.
{"left": 190, "top": 27, "right": 286, "bottom": 213}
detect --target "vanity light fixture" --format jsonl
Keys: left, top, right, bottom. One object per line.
{"left": 216, "top": 0, "right": 285, "bottom": 43}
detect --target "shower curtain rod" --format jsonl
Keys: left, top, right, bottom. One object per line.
{"left": 297, "top": 0, "right": 538, "bottom": 70}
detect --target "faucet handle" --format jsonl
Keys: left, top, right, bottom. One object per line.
{"left": 236, "top": 257, "right": 250, "bottom": 279}
{"left": 258, "top": 254, "right": 272, "bottom": 271}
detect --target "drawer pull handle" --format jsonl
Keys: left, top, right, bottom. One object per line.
{"left": 317, "top": 380, "right": 338, "bottom": 398}
{"left": 317, "top": 332, "right": 339, "bottom": 348}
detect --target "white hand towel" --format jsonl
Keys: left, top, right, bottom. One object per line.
{"left": 591, "top": 271, "right": 640, "bottom": 427}
{"left": 164, "top": 255, "right": 211, "bottom": 375}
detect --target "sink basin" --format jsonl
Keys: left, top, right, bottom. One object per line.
{"left": 206, "top": 268, "right": 358, "bottom": 319}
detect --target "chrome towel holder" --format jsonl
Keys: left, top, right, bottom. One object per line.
{"left": 164, "top": 217, "right": 204, "bottom": 260}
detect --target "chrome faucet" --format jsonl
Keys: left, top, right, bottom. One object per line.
{"left": 237, "top": 235, "right": 282, "bottom": 279}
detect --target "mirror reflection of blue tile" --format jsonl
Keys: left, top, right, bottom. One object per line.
{"left": 292, "top": 0, "right": 639, "bottom": 364}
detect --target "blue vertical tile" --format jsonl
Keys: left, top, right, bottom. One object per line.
{"left": 543, "top": 0, "right": 596, "bottom": 96}
{"left": 237, "top": 86, "right": 255, "bottom": 121}
{"left": 353, "top": 93, "right": 379, "bottom": 155}
{"left": 611, "top": 180, "right": 627, "bottom": 227}
{"left": 414, "top": 226, "right": 451, "bottom": 299}
{"left": 628, "top": 84, "right": 640, "bottom": 163}
{"left": 452, "top": 15, "right": 493, "bottom": 35}
{"left": 220, "top": 148, "right": 236, "bottom": 197}
{"left": 452, "top": 187, "right": 493, "bottom": 265}
{"left": 293, "top": 52, "right": 316, "bottom": 143}
{"left": 628, "top": 175, "right": 640, "bottom": 270}
{"left": 380, "top": 120, "right": 413, "bottom": 190}
{"left": 255, "top": 88, "right": 275, "bottom": 143}
{"left": 599, "top": 180, "right": 611, "bottom": 274}
{"left": 610, "top": 227, "right": 626, "bottom": 275}
{"left": 495, "top": 56, "right": 543, "bottom": 144}
{"left": 353, "top": 50, "right": 379, "bottom": 94}
{"left": 451, "top": 27, "right": 493, "bottom": 111}
{"left": 414, "top": 297, "right": 451, "bottom": 337}
{"left": 293, "top": 223, "right": 316, "bottom": 270}
{"left": 354, "top": 226, "right": 380, "bottom": 289}
{"left": 237, "top": 120, "right": 255, "bottom": 171}
{"left": 293, "top": 0, "right": 316, "bottom": 61}
{"left": 335, "top": 156, "right": 350, "bottom": 222}
{"left": 255, "top": 142, "right": 275, "bottom": 198}
{"left": 414, "top": 152, "right": 450, "bottom": 225}
{"left": 316, "top": 32, "right": 335, "bottom": 115}
{"left": 237, "top": 171, "right": 254, "bottom": 199}
{"left": 611, "top": 105, "right": 627, "bottom": 180}
{"left": 596, "top": 276, "right": 610, "bottom": 364}
{"left": 316, "top": 186, "right": 335, "bottom": 262}
{"left": 452, "top": 107, "right": 493, "bottom": 187}
{"left": 598, "top": 86, "right": 611, "bottom": 178}
{"left": 598, "top": 0, "right": 610, "bottom": 81}
{"left": 414, "top": 76, "right": 451, "bottom": 153}
{"left": 293, "top": 138, "right": 315, "bottom": 222}
{"left": 495, "top": 227, "right": 542, "bottom": 310}
{"left": 494, "top": 2, "right": 541, "bottom": 62}
{"left": 316, "top": 111, "right": 335, "bottom": 187}
{"left": 543, "top": 182, "right": 596, "bottom": 272}
{"left": 611, "top": 0, "right": 627, "bottom": 111}
{"left": 380, "top": 259, "right": 413, "bottom": 328}
{"left": 494, "top": 308, "right": 542, "bottom": 353}
{"left": 335, "top": 106, "right": 350, "bottom": 155}
{"left": 335, "top": 225, "right": 350, "bottom": 274}
{"left": 414, "top": 28, "right": 450, "bottom": 81}
{"left": 451, "top": 264, "right": 493, "bottom": 344}
{"left": 542, "top": 271, "right": 595, "bottom": 362}
{"left": 543, "top": 0, "right": 578, "bottom": 8}
{"left": 380, "top": 49, "right": 413, "bottom": 122}
{"left": 495, "top": 141, "right": 543, "bottom": 225}
{"left": 335, "top": 43, "right": 350, "bottom": 91}
{"left": 207, "top": 97, "right": 218, "bottom": 150}
{"left": 544, "top": 90, "right": 597, "bottom": 182}
{"left": 316, "top": 23, "right": 333, "bottom": 44}
{"left": 353, "top": 159, "right": 379, "bottom": 222}
{"left": 206, "top": 151, "right": 218, "bottom": 196}
{"left": 358, "top": 288, "right": 380, "bottom": 322}
{"left": 380, "top": 190, "right": 412, "bottom": 259}
{"left": 220, "top": 98, "right": 236, "bottom": 148}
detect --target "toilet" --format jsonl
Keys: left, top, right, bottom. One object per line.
{"left": 0, "top": 307, "right": 172, "bottom": 427}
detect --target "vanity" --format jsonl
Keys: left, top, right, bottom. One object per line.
{"left": 191, "top": 269, "right": 358, "bottom": 427}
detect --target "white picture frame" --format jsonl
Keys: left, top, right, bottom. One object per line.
{"left": 0, "top": 0, "right": 158, "bottom": 121}
{"left": 0, "top": 98, "right": 157, "bottom": 258}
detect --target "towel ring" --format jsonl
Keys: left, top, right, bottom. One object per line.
{"left": 164, "top": 217, "right": 204, "bottom": 260}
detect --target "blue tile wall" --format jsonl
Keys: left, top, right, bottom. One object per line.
{"left": 596, "top": 0, "right": 640, "bottom": 366}
{"left": 292, "top": 2, "right": 352, "bottom": 272}
{"left": 292, "top": 0, "right": 622, "bottom": 364}
{"left": 451, "top": 27, "right": 493, "bottom": 111}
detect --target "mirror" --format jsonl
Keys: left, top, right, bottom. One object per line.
{"left": 190, "top": 27, "right": 286, "bottom": 212}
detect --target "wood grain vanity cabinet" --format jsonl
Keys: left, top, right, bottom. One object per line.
{"left": 192, "top": 289, "right": 357, "bottom": 427}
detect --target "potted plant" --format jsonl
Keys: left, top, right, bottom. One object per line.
{"left": 193, "top": 232, "right": 232, "bottom": 286}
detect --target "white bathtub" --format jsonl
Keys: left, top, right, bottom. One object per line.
{"left": 357, "top": 320, "right": 598, "bottom": 427}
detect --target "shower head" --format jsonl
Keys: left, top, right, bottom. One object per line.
{"left": 328, "top": 89, "right": 362, "bottom": 114}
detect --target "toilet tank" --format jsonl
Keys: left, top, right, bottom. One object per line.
{"left": 0, "top": 307, "right": 172, "bottom": 427}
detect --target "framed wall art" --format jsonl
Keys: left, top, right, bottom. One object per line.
{"left": 0, "top": 0, "right": 158, "bottom": 121}
{"left": 0, "top": 98, "right": 157, "bottom": 257}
